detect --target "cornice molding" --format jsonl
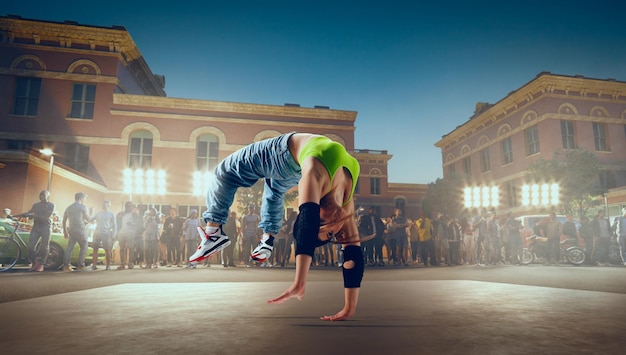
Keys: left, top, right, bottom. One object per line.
{"left": 109, "top": 110, "right": 355, "bottom": 132}
{"left": 112, "top": 94, "right": 357, "bottom": 121}
{"left": 0, "top": 67, "right": 118, "bottom": 84}
{"left": 0, "top": 17, "right": 141, "bottom": 61}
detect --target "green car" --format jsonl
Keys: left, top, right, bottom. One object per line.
{"left": 0, "top": 220, "right": 104, "bottom": 270}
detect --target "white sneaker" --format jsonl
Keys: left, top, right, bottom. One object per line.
{"left": 189, "top": 226, "right": 231, "bottom": 263}
{"left": 250, "top": 237, "right": 273, "bottom": 263}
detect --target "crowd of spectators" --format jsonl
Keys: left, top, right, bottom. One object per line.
{"left": 8, "top": 190, "right": 626, "bottom": 270}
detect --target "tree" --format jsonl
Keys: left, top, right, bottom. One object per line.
{"left": 421, "top": 175, "right": 465, "bottom": 218}
{"left": 526, "top": 149, "right": 604, "bottom": 218}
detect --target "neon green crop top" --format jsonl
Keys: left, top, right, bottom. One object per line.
{"left": 298, "top": 136, "right": 360, "bottom": 206}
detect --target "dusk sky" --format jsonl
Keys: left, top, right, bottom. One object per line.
{"left": 4, "top": 1, "right": 625, "bottom": 184}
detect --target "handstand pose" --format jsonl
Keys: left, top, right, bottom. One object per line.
{"left": 189, "top": 132, "right": 363, "bottom": 320}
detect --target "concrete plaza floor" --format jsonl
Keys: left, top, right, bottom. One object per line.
{"left": 1, "top": 277, "right": 624, "bottom": 354}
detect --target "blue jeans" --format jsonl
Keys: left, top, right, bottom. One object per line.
{"left": 28, "top": 226, "right": 51, "bottom": 265}
{"left": 203, "top": 132, "right": 301, "bottom": 235}
{"left": 64, "top": 231, "right": 87, "bottom": 267}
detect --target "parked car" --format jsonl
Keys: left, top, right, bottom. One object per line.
{"left": 0, "top": 220, "right": 104, "bottom": 270}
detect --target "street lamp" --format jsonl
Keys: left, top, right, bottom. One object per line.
{"left": 40, "top": 148, "right": 54, "bottom": 191}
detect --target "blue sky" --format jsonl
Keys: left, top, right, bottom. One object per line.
{"left": 4, "top": 1, "right": 625, "bottom": 183}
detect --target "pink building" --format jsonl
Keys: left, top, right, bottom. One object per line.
{"left": 436, "top": 72, "right": 626, "bottom": 217}
{"left": 0, "top": 15, "right": 425, "bottom": 219}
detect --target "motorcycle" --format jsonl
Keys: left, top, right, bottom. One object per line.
{"left": 520, "top": 234, "right": 586, "bottom": 266}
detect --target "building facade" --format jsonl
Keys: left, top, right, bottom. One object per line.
{"left": 0, "top": 15, "right": 425, "bottom": 219}
{"left": 436, "top": 72, "right": 626, "bottom": 218}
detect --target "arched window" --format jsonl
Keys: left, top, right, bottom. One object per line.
{"left": 197, "top": 134, "right": 219, "bottom": 171}
{"left": 395, "top": 198, "right": 406, "bottom": 213}
{"left": 129, "top": 130, "right": 153, "bottom": 168}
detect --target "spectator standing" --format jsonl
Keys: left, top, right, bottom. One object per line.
{"left": 358, "top": 207, "right": 386, "bottom": 266}
{"left": 460, "top": 217, "right": 475, "bottom": 265}
{"left": 578, "top": 216, "right": 594, "bottom": 265}
{"left": 486, "top": 212, "right": 501, "bottom": 265}
{"left": 591, "top": 210, "right": 611, "bottom": 266}
{"left": 90, "top": 200, "right": 117, "bottom": 270}
{"left": 416, "top": 211, "right": 436, "bottom": 266}
{"left": 283, "top": 210, "right": 298, "bottom": 266}
{"left": 409, "top": 218, "right": 420, "bottom": 264}
{"left": 61, "top": 192, "right": 91, "bottom": 272}
{"left": 563, "top": 213, "right": 579, "bottom": 246}
{"left": 130, "top": 206, "right": 146, "bottom": 268}
{"left": 116, "top": 201, "right": 143, "bottom": 270}
{"left": 219, "top": 210, "right": 238, "bottom": 267}
{"left": 505, "top": 213, "right": 522, "bottom": 265}
{"left": 615, "top": 208, "right": 626, "bottom": 265}
{"left": 436, "top": 214, "right": 451, "bottom": 265}
{"left": 448, "top": 217, "right": 461, "bottom": 265}
{"left": 15, "top": 190, "right": 55, "bottom": 272}
{"left": 241, "top": 205, "right": 261, "bottom": 266}
{"left": 391, "top": 208, "right": 410, "bottom": 266}
{"left": 273, "top": 217, "right": 288, "bottom": 267}
{"left": 471, "top": 209, "right": 489, "bottom": 266}
{"left": 143, "top": 207, "right": 160, "bottom": 269}
{"left": 544, "top": 212, "right": 563, "bottom": 265}
{"left": 163, "top": 208, "right": 183, "bottom": 267}
{"left": 384, "top": 217, "right": 393, "bottom": 264}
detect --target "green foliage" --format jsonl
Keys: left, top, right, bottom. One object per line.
{"left": 421, "top": 175, "right": 464, "bottom": 218}
{"left": 526, "top": 149, "right": 604, "bottom": 218}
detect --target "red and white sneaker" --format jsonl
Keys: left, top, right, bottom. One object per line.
{"left": 250, "top": 237, "right": 273, "bottom": 263}
{"left": 189, "top": 226, "right": 231, "bottom": 263}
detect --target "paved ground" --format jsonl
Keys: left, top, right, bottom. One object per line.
{"left": 1, "top": 263, "right": 625, "bottom": 354}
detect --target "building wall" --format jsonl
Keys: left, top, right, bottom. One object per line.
{"left": 436, "top": 73, "right": 626, "bottom": 216}
{"left": 0, "top": 15, "right": 426, "bottom": 219}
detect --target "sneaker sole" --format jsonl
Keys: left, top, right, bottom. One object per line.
{"left": 189, "top": 239, "right": 231, "bottom": 263}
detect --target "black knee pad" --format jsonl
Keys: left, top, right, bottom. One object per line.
{"left": 342, "top": 245, "right": 364, "bottom": 288}
{"left": 294, "top": 202, "right": 323, "bottom": 257}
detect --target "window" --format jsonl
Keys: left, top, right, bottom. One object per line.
{"left": 69, "top": 83, "right": 96, "bottom": 119}
{"left": 197, "top": 135, "right": 219, "bottom": 171}
{"left": 58, "top": 143, "right": 90, "bottom": 173}
{"left": 560, "top": 120, "right": 576, "bottom": 149}
{"left": 593, "top": 122, "right": 610, "bottom": 151}
{"left": 480, "top": 148, "right": 490, "bottom": 172}
{"left": 447, "top": 164, "right": 456, "bottom": 177}
{"left": 525, "top": 126, "right": 540, "bottom": 156}
{"left": 599, "top": 171, "right": 616, "bottom": 189}
{"left": 178, "top": 204, "right": 205, "bottom": 218}
{"left": 395, "top": 199, "right": 406, "bottom": 212}
{"left": 7, "top": 139, "right": 33, "bottom": 150}
{"left": 501, "top": 137, "right": 513, "bottom": 165}
{"left": 463, "top": 156, "right": 471, "bottom": 175}
{"left": 128, "top": 130, "right": 153, "bottom": 168}
{"left": 370, "top": 177, "right": 380, "bottom": 195}
{"left": 12, "top": 77, "right": 41, "bottom": 116}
